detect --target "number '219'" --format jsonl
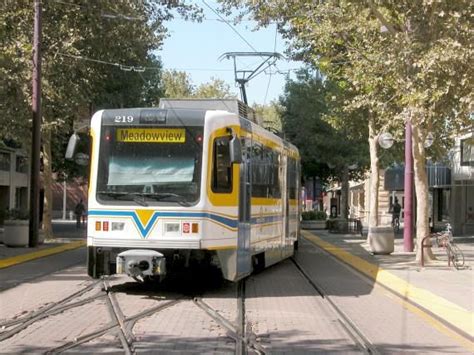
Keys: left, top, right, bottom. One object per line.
{"left": 115, "top": 115, "right": 134, "bottom": 123}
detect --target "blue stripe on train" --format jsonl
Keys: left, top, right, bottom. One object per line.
{"left": 88, "top": 210, "right": 290, "bottom": 239}
{"left": 88, "top": 210, "right": 239, "bottom": 238}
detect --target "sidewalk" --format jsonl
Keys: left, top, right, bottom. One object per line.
{"left": 0, "top": 220, "right": 86, "bottom": 269}
{"left": 301, "top": 228, "right": 474, "bottom": 342}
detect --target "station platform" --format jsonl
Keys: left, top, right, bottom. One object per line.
{"left": 301, "top": 228, "right": 474, "bottom": 344}
{"left": 0, "top": 220, "right": 86, "bottom": 270}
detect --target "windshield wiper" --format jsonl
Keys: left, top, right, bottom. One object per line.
{"left": 97, "top": 191, "right": 148, "bottom": 207}
{"left": 143, "top": 192, "right": 192, "bottom": 207}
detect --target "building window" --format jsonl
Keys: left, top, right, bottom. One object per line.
{"left": 460, "top": 137, "right": 473, "bottom": 166}
{"left": 212, "top": 136, "right": 232, "bottom": 193}
{"left": 16, "top": 156, "right": 28, "bottom": 173}
{"left": 0, "top": 153, "right": 10, "bottom": 171}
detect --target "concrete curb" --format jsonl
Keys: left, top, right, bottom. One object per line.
{"left": 0, "top": 240, "right": 86, "bottom": 269}
{"left": 301, "top": 230, "right": 474, "bottom": 344}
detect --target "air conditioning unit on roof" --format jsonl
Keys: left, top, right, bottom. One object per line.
{"left": 159, "top": 98, "right": 261, "bottom": 125}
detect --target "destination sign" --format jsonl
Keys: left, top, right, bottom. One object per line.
{"left": 116, "top": 128, "right": 186, "bottom": 143}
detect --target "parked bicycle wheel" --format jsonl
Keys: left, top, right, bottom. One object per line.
{"left": 446, "top": 243, "right": 465, "bottom": 270}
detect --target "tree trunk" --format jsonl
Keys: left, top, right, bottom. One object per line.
{"left": 340, "top": 165, "right": 349, "bottom": 220}
{"left": 42, "top": 129, "right": 54, "bottom": 240}
{"left": 368, "top": 119, "right": 380, "bottom": 228}
{"left": 412, "top": 123, "right": 435, "bottom": 262}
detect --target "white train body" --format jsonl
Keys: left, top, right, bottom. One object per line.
{"left": 86, "top": 100, "right": 301, "bottom": 281}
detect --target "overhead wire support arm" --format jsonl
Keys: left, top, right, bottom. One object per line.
{"left": 219, "top": 52, "right": 284, "bottom": 105}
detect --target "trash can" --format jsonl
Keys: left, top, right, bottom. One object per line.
{"left": 368, "top": 226, "right": 394, "bottom": 254}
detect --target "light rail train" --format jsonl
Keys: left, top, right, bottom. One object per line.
{"left": 68, "top": 99, "right": 301, "bottom": 282}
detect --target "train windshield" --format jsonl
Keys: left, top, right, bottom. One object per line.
{"left": 96, "top": 126, "right": 204, "bottom": 206}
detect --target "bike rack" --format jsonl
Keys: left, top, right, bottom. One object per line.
{"left": 421, "top": 234, "right": 451, "bottom": 267}
{"left": 420, "top": 235, "right": 430, "bottom": 267}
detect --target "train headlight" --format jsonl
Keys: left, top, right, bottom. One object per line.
{"left": 112, "top": 222, "right": 125, "bottom": 231}
{"left": 165, "top": 222, "right": 180, "bottom": 234}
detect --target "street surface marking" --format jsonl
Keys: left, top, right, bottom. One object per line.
{"left": 302, "top": 231, "right": 474, "bottom": 342}
{"left": 0, "top": 240, "right": 86, "bottom": 269}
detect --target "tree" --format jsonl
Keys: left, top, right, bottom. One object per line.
{"left": 279, "top": 69, "right": 368, "bottom": 219}
{"left": 219, "top": 0, "right": 473, "bottom": 261}
{"left": 161, "top": 69, "right": 194, "bottom": 98}
{"left": 1, "top": 0, "right": 202, "bottom": 239}
{"left": 194, "top": 77, "right": 237, "bottom": 99}
{"left": 161, "top": 72, "right": 237, "bottom": 99}
{"left": 253, "top": 101, "right": 282, "bottom": 132}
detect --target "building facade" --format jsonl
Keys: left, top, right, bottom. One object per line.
{"left": 0, "top": 147, "right": 29, "bottom": 213}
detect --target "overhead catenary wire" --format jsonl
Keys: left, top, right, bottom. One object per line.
{"left": 57, "top": 52, "right": 299, "bottom": 75}
{"left": 264, "top": 26, "right": 278, "bottom": 105}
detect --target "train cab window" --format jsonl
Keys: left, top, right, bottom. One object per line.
{"left": 212, "top": 136, "right": 232, "bottom": 193}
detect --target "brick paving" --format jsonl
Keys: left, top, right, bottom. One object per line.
{"left": 296, "top": 237, "right": 469, "bottom": 354}
{"left": 133, "top": 300, "right": 235, "bottom": 354}
{"left": 245, "top": 261, "right": 360, "bottom": 354}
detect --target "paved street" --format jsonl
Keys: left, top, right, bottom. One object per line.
{"left": 0, "top": 229, "right": 472, "bottom": 354}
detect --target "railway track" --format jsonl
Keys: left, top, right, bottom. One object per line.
{"left": 0, "top": 280, "right": 103, "bottom": 342}
{"left": 291, "top": 257, "right": 380, "bottom": 355}
{"left": 194, "top": 279, "right": 267, "bottom": 355}
{"left": 0, "top": 276, "right": 266, "bottom": 354}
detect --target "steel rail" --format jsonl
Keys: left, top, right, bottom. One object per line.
{"left": 103, "top": 279, "right": 133, "bottom": 355}
{"left": 0, "top": 281, "right": 102, "bottom": 341}
{"left": 46, "top": 295, "right": 182, "bottom": 353}
{"left": 236, "top": 279, "right": 247, "bottom": 355}
{"left": 194, "top": 288, "right": 267, "bottom": 355}
{"left": 291, "top": 258, "right": 380, "bottom": 355}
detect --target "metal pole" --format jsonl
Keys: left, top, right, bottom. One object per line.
{"left": 62, "top": 180, "right": 67, "bottom": 220}
{"left": 29, "top": 0, "right": 42, "bottom": 247}
{"left": 403, "top": 119, "right": 414, "bottom": 252}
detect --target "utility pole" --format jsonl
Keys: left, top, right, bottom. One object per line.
{"left": 29, "top": 0, "right": 42, "bottom": 247}
{"left": 369, "top": 0, "right": 414, "bottom": 251}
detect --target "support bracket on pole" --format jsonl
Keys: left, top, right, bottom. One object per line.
{"left": 219, "top": 52, "right": 283, "bottom": 105}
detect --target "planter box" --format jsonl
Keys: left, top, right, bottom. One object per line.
{"left": 301, "top": 220, "right": 327, "bottom": 230}
{"left": 4, "top": 220, "right": 29, "bottom": 247}
{"left": 368, "top": 226, "right": 394, "bottom": 254}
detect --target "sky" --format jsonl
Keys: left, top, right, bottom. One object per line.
{"left": 158, "top": 1, "right": 301, "bottom": 106}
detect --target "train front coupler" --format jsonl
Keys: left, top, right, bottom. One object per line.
{"left": 116, "top": 249, "right": 166, "bottom": 282}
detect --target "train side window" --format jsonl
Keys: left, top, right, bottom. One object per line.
{"left": 212, "top": 136, "right": 232, "bottom": 193}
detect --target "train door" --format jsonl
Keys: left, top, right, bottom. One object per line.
{"left": 236, "top": 136, "right": 252, "bottom": 279}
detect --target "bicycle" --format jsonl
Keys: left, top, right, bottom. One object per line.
{"left": 433, "top": 223, "right": 465, "bottom": 270}
{"left": 391, "top": 215, "right": 400, "bottom": 234}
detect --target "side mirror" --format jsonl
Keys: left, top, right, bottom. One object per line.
{"left": 229, "top": 134, "right": 242, "bottom": 164}
{"left": 65, "top": 133, "right": 80, "bottom": 160}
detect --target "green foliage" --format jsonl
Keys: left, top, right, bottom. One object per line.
{"left": 218, "top": 0, "right": 473, "bottom": 159}
{"left": 162, "top": 70, "right": 195, "bottom": 98}
{"left": 0, "top": 1, "right": 202, "bottom": 178}
{"left": 279, "top": 68, "right": 368, "bottom": 183}
{"left": 194, "top": 77, "right": 237, "bottom": 99}
{"left": 253, "top": 102, "right": 282, "bottom": 132}
{"left": 302, "top": 210, "right": 327, "bottom": 221}
{"left": 161, "top": 71, "right": 237, "bottom": 99}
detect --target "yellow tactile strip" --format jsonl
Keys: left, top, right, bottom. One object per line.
{"left": 0, "top": 240, "right": 86, "bottom": 269}
{"left": 302, "top": 231, "right": 474, "bottom": 341}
